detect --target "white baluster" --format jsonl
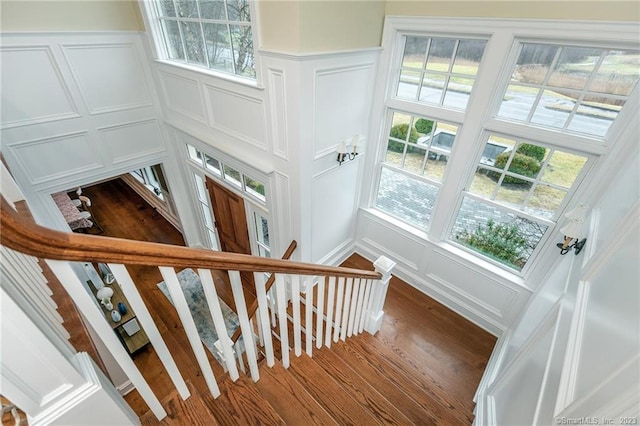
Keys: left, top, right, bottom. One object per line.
{"left": 268, "top": 286, "right": 277, "bottom": 326}
{"left": 358, "top": 279, "right": 373, "bottom": 333}
{"left": 315, "top": 276, "right": 325, "bottom": 349}
{"left": 275, "top": 274, "right": 290, "bottom": 368}
{"left": 47, "top": 260, "right": 167, "bottom": 420}
{"left": 291, "top": 275, "right": 302, "bottom": 357}
{"left": 333, "top": 276, "right": 345, "bottom": 343}
{"left": 365, "top": 256, "right": 396, "bottom": 335}
{"left": 254, "top": 272, "right": 275, "bottom": 367}
{"left": 228, "top": 271, "right": 260, "bottom": 382}
{"left": 305, "top": 276, "right": 313, "bottom": 356}
{"left": 109, "top": 263, "right": 190, "bottom": 400}
{"left": 325, "top": 276, "right": 336, "bottom": 347}
{"left": 340, "top": 278, "right": 353, "bottom": 341}
{"left": 159, "top": 267, "right": 220, "bottom": 397}
{"left": 353, "top": 277, "right": 367, "bottom": 336}
{"left": 197, "top": 269, "right": 239, "bottom": 381}
{"left": 347, "top": 278, "right": 360, "bottom": 337}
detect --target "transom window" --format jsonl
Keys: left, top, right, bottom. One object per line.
{"left": 373, "top": 20, "right": 639, "bottom": 275}
{"left": 153, "top": 0, "right": 255, "bottom": 79}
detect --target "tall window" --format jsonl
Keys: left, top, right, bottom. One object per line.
{"left": 373, "top": 19, "right": 639, "bottom": 275}
{"left": 153, "top": 0, "right": 255, "bottom": 79}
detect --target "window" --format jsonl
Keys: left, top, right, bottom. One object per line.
{"left": 152, "top": 0, "right": 255, "bottom": 79}
{"left": 372, "top": 19, "right": 639, "bottom": 275}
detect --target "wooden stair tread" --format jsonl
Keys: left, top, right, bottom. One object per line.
{"left": 285, "top": 353, "right": 378, "bottom": 425}
{"left": 202, "top": 375, "right": 284, "bottom": 425}
{"left": 254, "top": 362, "right": 337, "bottom": 426}
{"left": 139, "top": 381, "right": 219, "bottom": 426}
{"left": 309, "top": 346, "right": 414, "bottom": 425}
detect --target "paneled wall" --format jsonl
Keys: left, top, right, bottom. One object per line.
{"left": 0, "top": 32, "right": 175, "bottom": 231}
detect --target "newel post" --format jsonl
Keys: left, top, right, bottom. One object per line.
{"left": 365, "top": 255, "right": 396, "bottom": 335}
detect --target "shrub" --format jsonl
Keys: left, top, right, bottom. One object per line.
{"left": 388, "top": 123, "right": 420, "bottom": 153}
{"left": 456, "top": 219, "right": 528, "bottom": 269}
{"left": 516, "top": 143, "right": 546, "bottom": 162}
{"left": 489, "top": 152, "right": 541, "bottom": 185}
{"left": 414, "top": 118, "right": 434, "bottom": 135}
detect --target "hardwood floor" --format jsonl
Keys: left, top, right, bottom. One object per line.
{"left": 80, "top": 177, "right": 497, "bottom": 425}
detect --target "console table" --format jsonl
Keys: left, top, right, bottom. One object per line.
{"left": 101, "top": 283, "right": 150, "bottom": 356}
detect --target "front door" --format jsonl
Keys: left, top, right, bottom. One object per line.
{"left": 205, "top": 176, "right": 254, "bottom": 286}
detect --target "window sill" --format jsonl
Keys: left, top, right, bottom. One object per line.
{"left": 360, "top": 207, "right": 530, "bottom": 291}
{"left": 152, "top": 59, "right": 264, "bottom": 90}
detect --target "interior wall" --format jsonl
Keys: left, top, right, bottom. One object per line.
{"left": 385, "top": 0, "right": 639, "bottom": 21}
{"left": 0, "top": 0, "right": 144, "bottom": 31}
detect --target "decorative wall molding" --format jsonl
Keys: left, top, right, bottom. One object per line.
{"left": 9, "top": 131, "right": 103, "bottom": 185}
{"left": 0, "top": 46, "right": 80, "bottom": 129}
{"left": 266, "top": 67, "right": 289, "bottom": 160}
{"left": 203, "top": 84, "right": 267, "bottom": 151}
{"left": 97, "top": 119, "right": 166, "bottom": 165}
{"left": 158, "top": 70, "right": 207, "bottom": 123}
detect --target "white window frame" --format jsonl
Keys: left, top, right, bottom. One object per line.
{"left": 366, "top": 17, "right": 639, "bottom": 280}
{"left": 139, "top": 0, "right": 261, "bottom": 85}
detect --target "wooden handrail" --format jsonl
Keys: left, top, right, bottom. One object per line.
{"left": 230, "top": 240, "right": 297, "bottom": 343}
{"left": 0, "top": 197, "right": 381, "bottom": 279}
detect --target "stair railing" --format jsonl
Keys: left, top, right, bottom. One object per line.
{"left": 1, "top": 196, "right": 395, "bottom": 422}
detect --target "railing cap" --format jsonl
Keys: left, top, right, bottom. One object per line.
{"left": 373, "top": 256, "right": 396, "bottom": 275}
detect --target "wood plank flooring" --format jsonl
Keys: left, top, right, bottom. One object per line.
{"left": 78, "top": 177, "right": 497, "bottom": 425}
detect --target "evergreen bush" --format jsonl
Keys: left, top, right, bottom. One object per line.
{"left": 456, "top": 219, "right": 528, "bottom": 269}
{"left": 516, "top": 143, "right": 546, "bottom": 162}
{"left": 489, "top": 152, "right": 541, "bottom": 185}
{"left": 388, "top": 123, "right": 420, "bottom": 153}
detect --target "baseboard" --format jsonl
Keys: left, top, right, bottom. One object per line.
{"left": 117, "top": 380, "right": 135, "bottom": 396}
{"left": 354, "top": 242, "right": 504, "bottom": 336}
{"left": 316, "top": 238, "right": 356, "bottom": 267}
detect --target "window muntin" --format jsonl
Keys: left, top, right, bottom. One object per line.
{"left": 155, "top": 0, "right": 255, "bottom": 79}
{"left": 497, "top": 43, "right": 639, "bottom": 138}
{"left": 397, "top": 36, "right": 487, "bottom": 110}
{"left": 186, "top": 144, "right": 266, "bottom": 203}
{"left": 468, "top": 135, "right": 589, "bottom": 220}
{"left": 385, "top": 111, "right": 459, "bottom": 182}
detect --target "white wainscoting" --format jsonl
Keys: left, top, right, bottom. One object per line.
{"left": 355, "top": 209, "right": 531, "bottom": 335}
{"left": 61, "top": 42, "right": 153, "bottom": 114}
{"left": 1, "top": 32, "right": 167, "bottom": 197}
{"left": 158, "top": 71, "right": 206, "bottom": 123}
{"left": 265, "top": 67, "right": 289, "bottom": 160}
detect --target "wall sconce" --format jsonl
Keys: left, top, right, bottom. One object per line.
{"left": 557, "top": 203, "right": 588, "bottom": 255}
{"left": 337, "top": 134, "right": 361, "bottom": 165}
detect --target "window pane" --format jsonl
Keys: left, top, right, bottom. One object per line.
{"left": 540, "top": 151, "right": 587, "bottom": 188}
{"left": 403, "top": 147, "right": 426, "bottom": 175}
{"left": 199, "top": 0, "right": 226, "bottom": 20}
{"left": 525, "top": 185, "right": 566, "bottom": 219}
{"left": 469, "top": 168, "right": 497, "bottom": 198}
{"left": 254, "top": 212, "right": 270, "bottom": 248}
{"left": 201, "top": 204, "right": 214, "bottom": 228}
{"left": 376, "top": 167, "right": 438, "bottom": 230}
{"left": 187, "top": 144, "right": 203, "bottom": 165}
{"left": 498, "top": 84, "right": 538, "bottom": 121}
{"left": 223, "top": 164, "right": 241, "bottom": 187}
{"left": 451, "top": 197, "right": 548, "bottom": 271}
{"left": 495, "top": 182, "right": 529, "bottom": 208}
{"left": 207, "top": 229, "right": 219, "bottom": 250}
{"left": 590, "top": 50, "right": 639, "bottom": 96}
{"left": 424, "top": 155, "right": 448, "bottom": 181}
{"left": 548, "top": 46, "right": 599, "bottom": 90}
{"left": 230, "top": 25, "right": 255, "bottom": 77}
{"left": 159, "top": 0, "right": 176, "bottom": 17}
{"left": 397, "top": 69, "right": 421, "bottom": 100}
{"left": 512, "top": 43, "right": 557, "bottom": 85}
{"left": 444, "top": 77, "right": 474, "bottom": 109}
{"left": 567, "top": 99, "right": 618, "bottom": 137}
{"left": 244, "top": 175, "right": 266, "bottom": 201}
{"left": 419, "top": 73, "right": 445, "bottom": 103}
{"left": 180, "top": 21, "right": 206, "bottom": 65}
{"left": 194, "top": 173, "right": 207, "bottom": 202}
{"left": 426, "top": 38, "right": 455, "bottom": 71}
{"left": 530, "top": 89, "right": 571, "bottom": 129}
{"left": 226, "top": 0, "right": 250, "bottom": 21}
{"left": 451, "top": 40, "right": 486, "bottom": 76}
{"left": 402, "top": 36, "right": 428, "bottom": 69}
{"left": 162, "top": 20, "right": 185, "bottom": 60}
{"left": 203, "top": 23, "right": 233, "bottom": 73}
{"left": 176, "top": 0, "right": 199, "bottom": 18}
{"left": 204, "top": 154, "right": 221, "bottom": 175}
{"left": 385, "top": 140, "right": 404, "bottom": 166}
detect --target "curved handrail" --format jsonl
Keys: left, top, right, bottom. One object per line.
{"left": 0, "top": 197, "right": 381, "bottom": 279}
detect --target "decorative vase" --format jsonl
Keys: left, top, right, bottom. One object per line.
{"left": 111, "top": 310, "right": 122, "bottom": 323}
{"left": 117, "top": 302, "right": 128, "bottom": 315}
